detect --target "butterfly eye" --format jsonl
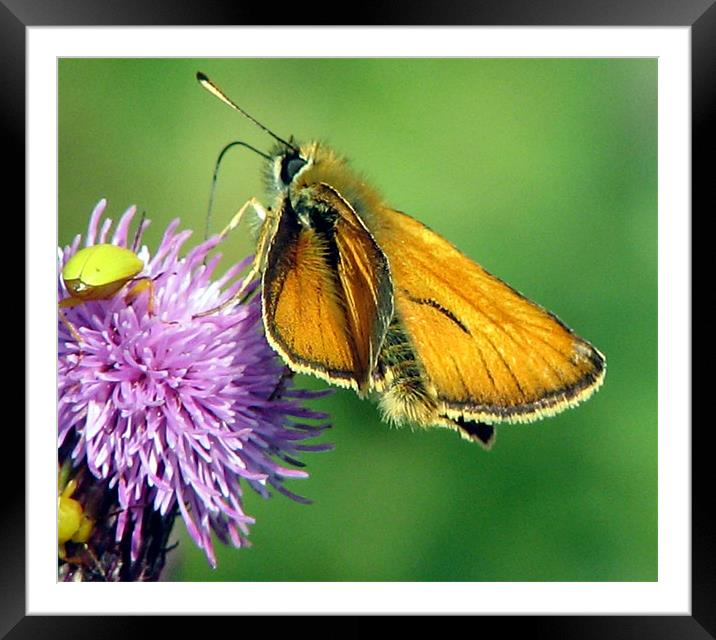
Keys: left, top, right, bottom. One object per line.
{"left": 281, "top": 156, "right": 307, "bottom": 184}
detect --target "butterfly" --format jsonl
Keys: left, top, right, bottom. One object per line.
{"left": 197, "top": 72, "right": 606, "bottom": 449}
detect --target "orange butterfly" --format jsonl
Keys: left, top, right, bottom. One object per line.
{"left": 198, "top": 73, "right": 606, "bottom": 448}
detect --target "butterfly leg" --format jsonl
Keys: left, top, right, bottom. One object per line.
{"left": 194, "top": 198, "right": 272, "bottom": 318}
{"left": 218, "top": 197, "right": 268, "bottom": 239}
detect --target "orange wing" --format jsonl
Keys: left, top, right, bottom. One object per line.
{"left": 370, "top": 208, "right": 605, "bottom": 425}
{"left": 262, "top": 186, "right": 393, "bottom": 393}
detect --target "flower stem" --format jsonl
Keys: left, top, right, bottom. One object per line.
{"left": 59, "top": 455, "right": 178, "bottom": 582}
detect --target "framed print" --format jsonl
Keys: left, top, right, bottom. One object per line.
{"left": 9, "top": 0, "right": 706, "bottom": 636}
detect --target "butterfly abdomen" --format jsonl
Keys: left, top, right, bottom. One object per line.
{"left": 374, "top": 318, "right": 439, "bottom": 426}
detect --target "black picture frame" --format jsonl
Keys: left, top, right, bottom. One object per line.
{"left": 9, "top": 0, "right": 704, "bottom": 637}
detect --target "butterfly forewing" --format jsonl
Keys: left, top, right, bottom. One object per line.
{"left": 371, "top": 208, "right": 605, "bottom": 424}
{"left": 261, "top": 185, "right": 393, "bottom": 393}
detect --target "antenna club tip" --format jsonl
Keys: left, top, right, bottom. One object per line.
{"left": 196, "top": 71, "right": 209, "bottom": 83}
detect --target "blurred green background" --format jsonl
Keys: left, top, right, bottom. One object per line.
{"left": 58, "top": 58, "right": 657, "bottom": 582}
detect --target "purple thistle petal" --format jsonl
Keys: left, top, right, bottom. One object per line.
{"left": 111, "top": 205, "right": 138, "bottom": 247}
{"left": 85, "top": 199, "right": 107, "bottom": 245}
{"left": 59, "top": 200, "right": 333, "bottom": 568}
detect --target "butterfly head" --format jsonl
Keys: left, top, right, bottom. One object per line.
{"left": 268, "top": 141, "right": 380, "bottom": 221}
{"left": 270, "top": 141, "right": 312, "bottom": 193}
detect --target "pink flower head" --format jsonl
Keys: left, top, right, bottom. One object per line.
{"left": 58, "top": 200, "right": 331, "bottom": 568}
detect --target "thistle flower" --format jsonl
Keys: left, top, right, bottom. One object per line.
{"left": 58, "top": 200, "right": 331, "bottom": 577}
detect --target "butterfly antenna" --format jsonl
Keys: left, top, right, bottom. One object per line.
{"left": 197, "top": 72, "right": 299, "bottom": 153}
{"left": 204, "top": 140, "right": 271, "bottom": 241}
